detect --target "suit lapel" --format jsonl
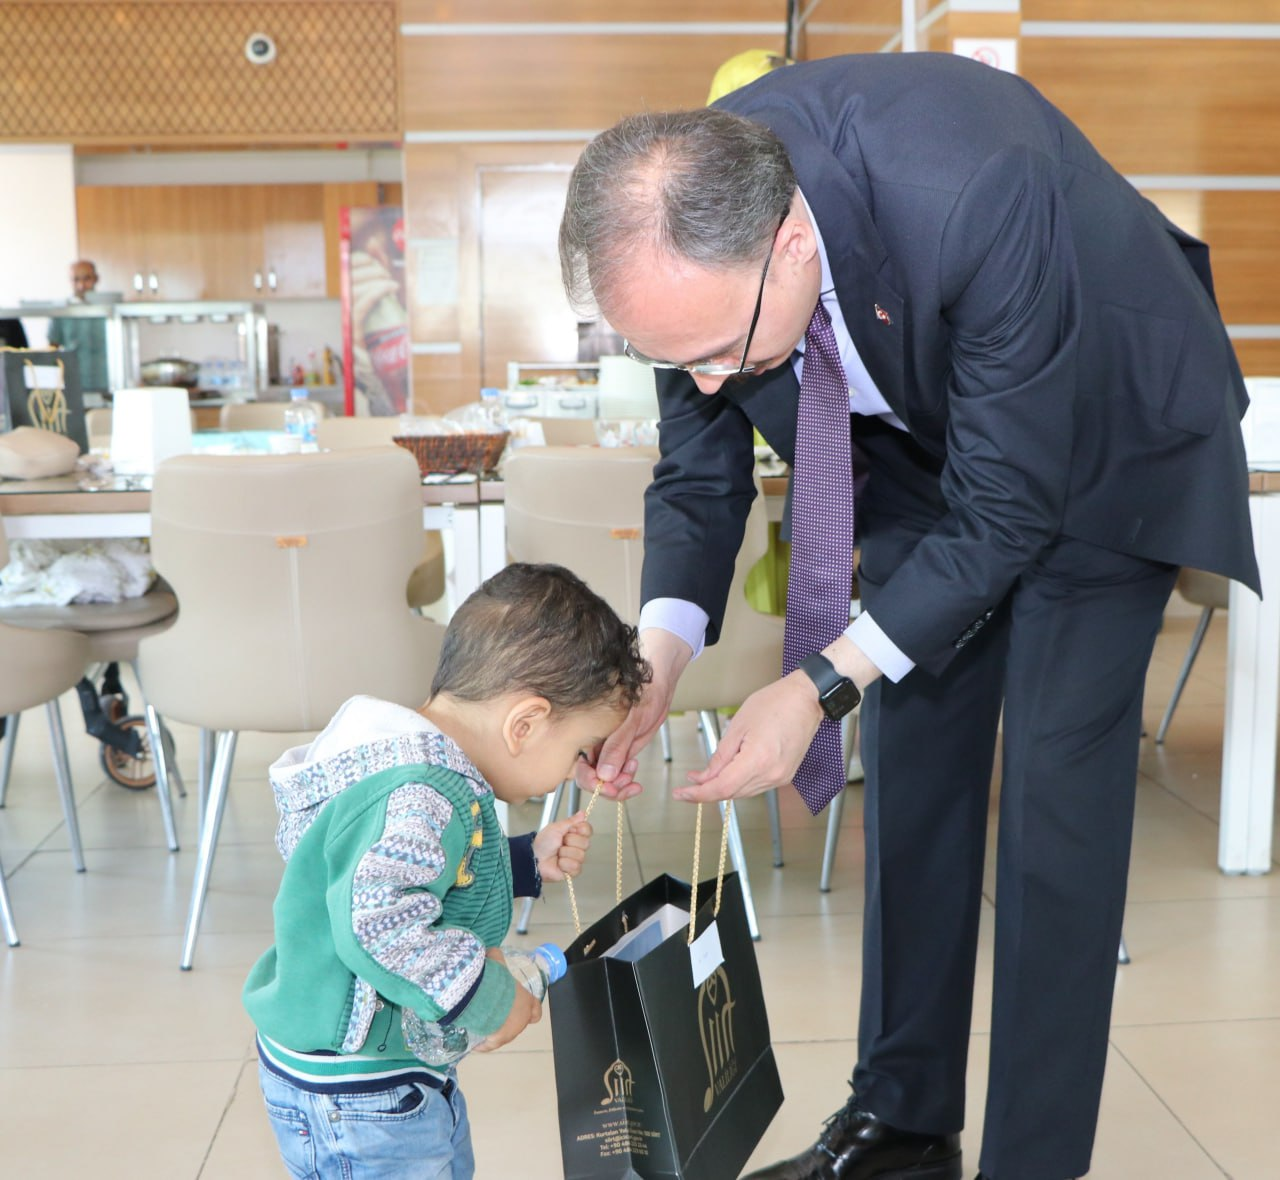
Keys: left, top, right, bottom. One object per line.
{"left": 757, "top": 109, "right": 911, "bottom": 429}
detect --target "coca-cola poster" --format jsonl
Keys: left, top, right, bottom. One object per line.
{"left": 340, "top": 205, "right": 409, "bottom": 416}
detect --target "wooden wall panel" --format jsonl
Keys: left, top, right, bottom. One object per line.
{"left": 404, "top": 143, "right": 585, "bottom": 414}
{"left": 1025, "top": 1, "right": 1280, "bottom": 20}
{"left": 0, "top": 2, "right": 398, "bottom": 146}
{"left": 402, "top": 0, "right": 784, "bottom": 20}
{"left": 401, "top": 33, "right": 785, "bottom": 131}
{"left": 1021, "top": 37, "right": 1280, "bottom": 175}
{"left": 1191, "top": 191, "right": 1280, "bottom": 326}
{"left": 1233, "top": 340, "right": 1280, "bottom": 378}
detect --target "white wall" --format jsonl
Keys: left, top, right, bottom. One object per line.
{"left": 0, "top": 144, "right": 78, "bottom": 306}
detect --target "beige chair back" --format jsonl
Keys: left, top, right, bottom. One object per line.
{"left": 504, "top": 446, "right": 658, "bottom": 624}
{"left": 316, "top": 415, "right": 445, "bottom": 607}
{"left": 503, "top": 446, "right": 783, "bottom": 712}
{"left": 535, "top": 418, "right": 598, "bottom": 447}
{"left": 138, "top": 447, "right": 440, "bottom": 732}
{"left": 219, "top": 400, "right": 329, "bottom": 432}
{"left": 316, "top": 415, "right": 401, "bottom": 450}
{"left": 86, "top": 405, "right": 198, "bottom": 450}
{"left": 1176, "top": 567, "right": 1230, "bottom": 612}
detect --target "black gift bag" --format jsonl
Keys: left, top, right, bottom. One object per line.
{"left": 0, "top": 349, "right": 88, "bottom": 452}
{"left": 550, "top": 871, "right": 783, "bottom": 1180}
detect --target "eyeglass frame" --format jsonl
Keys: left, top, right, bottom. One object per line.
{"left": 622, "top": 215, "right": 786, "bottom": 377}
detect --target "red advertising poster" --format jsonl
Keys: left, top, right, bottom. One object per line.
{"left": 340, "top": 205, "right": 409, "bottom": 416}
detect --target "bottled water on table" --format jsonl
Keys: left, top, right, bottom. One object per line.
{"left": 283, "top": 386, "right": 320, "bottom": 452}
{"left": 404, "top": 942, "right": 567, "bottom": 1066}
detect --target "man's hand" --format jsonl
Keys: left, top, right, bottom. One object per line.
{"left": 577, "top": 628, "right": 692, "bottom": 801}
{"left": 473, "top": 948, "right": 542, "bottom": 1052}
{"left": 532, "top": 811, "right": 593, "bottom": 882}
{"left": 675, "top": 671, "right": 824, "bottom": 803}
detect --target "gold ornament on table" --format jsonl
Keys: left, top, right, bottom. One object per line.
{"left": 24, "top": 358, "right": 69, "bottom": 435}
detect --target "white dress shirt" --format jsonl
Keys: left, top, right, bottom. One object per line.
{"left": 638, "top": 190, "right": 916, "bottom": 682}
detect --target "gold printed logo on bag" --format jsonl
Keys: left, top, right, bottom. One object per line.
{"left": 698, "top": 965, "right": 738, "bottom": 1112}
{"left": 599, "top": 1059, "right": 635, "bottom": 1107}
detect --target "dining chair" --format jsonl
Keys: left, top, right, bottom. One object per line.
{"left": 1155, "top": 567, "right": 1231, "bottom": 744}
{"left": 137, "top": 447, "right": 444, "bottom": 969}
{"left": 503, "top": 445, "right": 784, "bottom": 939}
{"left": 0, "top": 597, "right": 91, "bottom": 946}
{"left": 219, "top": 400, "right": 328, "bottom": 432}
{"left": 315, "top": 415, "right": 446, "bottom": 609}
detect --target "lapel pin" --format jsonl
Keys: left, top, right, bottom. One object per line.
{"left": 874, "top": 303, "right": 892, "bottom": 325}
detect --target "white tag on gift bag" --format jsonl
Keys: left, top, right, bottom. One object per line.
{"left": 690, "top": 919, "right": 725, "bottom": 988}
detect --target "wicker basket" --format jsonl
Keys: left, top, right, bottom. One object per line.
{"left": 392, "top": 431, "right": 509, "bottom": 476}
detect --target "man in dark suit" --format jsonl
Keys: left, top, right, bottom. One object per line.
{"left": 558, "top": 53, "right": 1258, "bottom": 1180}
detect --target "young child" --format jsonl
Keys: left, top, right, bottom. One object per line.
{"left": 243, "top": 562, "right": 650, "bottom": 1179}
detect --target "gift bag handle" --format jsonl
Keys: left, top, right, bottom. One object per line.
{"left": 564, "top": 785, "right": 733, "bottom": 943}
{"left": 687, "top": 800, "right": 733, "bottom": 946}
{"left": 566, "top": 782, "right": 627, "bottom": 936}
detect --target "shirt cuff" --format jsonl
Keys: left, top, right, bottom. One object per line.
{"left": 638, "top": 598, "right": 709, "bottom": 660}
{"left": 845, "top": 612, "right": 915, "bottom": 683}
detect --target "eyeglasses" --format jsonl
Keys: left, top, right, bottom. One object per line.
{"left": 623, "top": 227, "right": 778, "bottom": 377}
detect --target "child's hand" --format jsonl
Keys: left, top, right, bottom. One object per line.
{"left": 473, "top": 948, "right": 542, "bottom": 1052}
{"left": 533, "top": 811, "right": 593, "bottom": 883}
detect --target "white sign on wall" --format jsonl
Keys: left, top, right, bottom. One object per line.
{"left": 952, "top": 38, "right": 1019, "bottom": 75}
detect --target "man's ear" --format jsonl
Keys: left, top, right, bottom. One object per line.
{"left": 502, "top": 695, "right": 554, "bottom": 756}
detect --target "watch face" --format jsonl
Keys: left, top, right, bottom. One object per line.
{"left": 821, "top": 679, "right": 861, "bottom": 720}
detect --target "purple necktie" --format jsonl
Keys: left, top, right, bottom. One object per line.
{"left": 783, "top": 301, "right": 853, "bottom": 815}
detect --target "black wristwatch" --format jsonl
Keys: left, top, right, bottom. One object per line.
{"left": 798, "top": 653, "right": 862, "bottom": 721}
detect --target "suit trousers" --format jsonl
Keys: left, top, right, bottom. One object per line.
{"left": 848, "top": 420, "right": 1177, "bottom": 1180}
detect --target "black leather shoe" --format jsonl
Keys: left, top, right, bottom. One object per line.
{"left": 741, "top": 1094, "right": 962, "bottom": 1180}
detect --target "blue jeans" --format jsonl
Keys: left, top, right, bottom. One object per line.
{"left": 259, "top": 1063, "right": 475, "bottom": 1180}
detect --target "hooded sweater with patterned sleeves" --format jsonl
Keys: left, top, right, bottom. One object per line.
{"left": 242, "top": 695, "right": 540, "bottom": 1086}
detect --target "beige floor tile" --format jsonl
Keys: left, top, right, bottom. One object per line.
{"left": 200, "top": 1057, "right": 293, "bottom": 1180}
{"left": 1112, "top": 1018, "right": 1280, "bottom": 1180}
{"left": 1112, "top": 896, "right": 1280, "bottom": 1026}
{"left": 0, "top": 1058, "right": 245, "bottom": 1180}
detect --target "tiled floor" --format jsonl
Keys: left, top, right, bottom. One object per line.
{"left": 1, "top": 603, "right": 1277, "bottom": 1179}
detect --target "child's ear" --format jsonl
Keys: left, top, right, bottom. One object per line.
{"left": 502, "top": 695, "right": 553, "bottom": 755}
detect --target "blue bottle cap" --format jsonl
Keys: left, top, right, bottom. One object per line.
{"left": 535, "top": 942, "right": 568, "bottom": 983}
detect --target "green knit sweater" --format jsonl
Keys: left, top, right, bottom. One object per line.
{"left": 243, "top": 760, "right": 515, "bottom": 1078}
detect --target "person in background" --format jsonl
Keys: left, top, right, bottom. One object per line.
{"left": 558, "top": 53, "right": 1258, "bottom": 1180}
{"left": 243, "top": 562, "right": 651, "bottom": 1180}
{"left": 47, "top": 259, "right": 110, "bottom": 392}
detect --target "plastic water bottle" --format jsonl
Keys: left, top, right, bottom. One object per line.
{"left": 405, "top": 942, "right": 567, "bottom": 1065}
{"left": 283, "top": 386, "right": 320, "bottom": 452}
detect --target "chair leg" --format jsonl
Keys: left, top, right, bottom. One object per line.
{"left": 198, "top": 727, "right": 215, "bottom": 813}
{"left": 659, "top": 719, "right": 673, "bottom": 763}
{"left": 180, "top": 729, "right": 238, "bottom": 970}
{"left": 0, "top": 712, "right": 19, "bottom": 808}
{"left": 697, "top": 710, "right": 761, "bottom": 941}
{"left": 515, "top": 780, "right": 567, "bottom": 935}
{"left": 766, "top": 790, "right": 784, "bottom": 868}
{"left": 1118, "top": 933, "right": 1131, "bottom": 965}
{"left": 144, "top": 703, "right": 180, "bottom": 853}
{"left": 46, "top": 699, "right": 85, "bottom": 873}
{"left": 820, "top": 787, "right": 847, "bottom": 893}
{"left": 0, "top": 853, "right": 18, "bottom": 946}
{"left": 1155, "top": 606, "right": 1214, "bottom": 744}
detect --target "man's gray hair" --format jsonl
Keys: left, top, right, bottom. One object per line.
{"left": 559, "top": 108, "right": 796, "bottom": 317}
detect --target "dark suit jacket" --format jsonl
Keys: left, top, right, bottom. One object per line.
{"left": 641, "top": 52, "right": 1259, "bottom": 669}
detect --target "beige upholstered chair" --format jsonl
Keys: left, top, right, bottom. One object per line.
{"left": 1155, "top": 567, "right": 1232, "bottom": 744}
{"left": 503, "top": 445, "right": 783, "bottom": 939}
{"left": 0, "top": 535, "right": 92, "bottom": 944}
{"left": 137, "top": 447, "right": 444, "bottom": 968}
{"left": 218, "top": 399, "right": 328, "bottom": 432}
{"left": 86, "top": 406, "right": 198, "bottom": 451}
{"left": 316, "top": 415, "right": 446, "bottom": 609}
